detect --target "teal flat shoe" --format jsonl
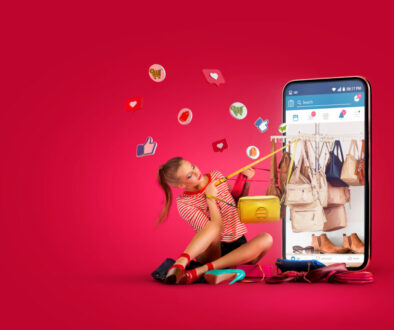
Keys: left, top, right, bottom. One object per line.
{"left": 204, "top": 269, "right": 246, "bottom": 285}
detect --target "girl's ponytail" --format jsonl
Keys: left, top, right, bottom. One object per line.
{"left": 157, "top": 157, "right": 184, "bottom": 224}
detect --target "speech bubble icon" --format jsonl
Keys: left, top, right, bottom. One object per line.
{"left": 149, "top": 64, "right": 166, "bottom": 82}
{"left": 212, "top": 138, "right": 228, "bottom": 152}
{"left": 202, "top": 69, "right": 225, "bottom": 86}
{"left": 126, "top": 97, "right": 142, "bottom": 112}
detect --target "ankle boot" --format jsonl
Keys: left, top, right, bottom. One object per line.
{"left": 342, "top": 233, "right": 350, "bottom": 249}
{"left": 319, "top": 234, "right": 349, "bottom": 254}
{"left": 311, "top": 234, "right": 321, "bottom": 252}
{"left": 349, "top": 233, "right": 365, "bottom": 253}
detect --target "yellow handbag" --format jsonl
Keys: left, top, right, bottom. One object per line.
{"left": 206, "top": 139, "right": 299, "bottom": 224}
{"left": 237, "top": 196, "right": 281, "bottom": 223}
{"left": 205, "top": 194, "right": 281, "bottom": 223}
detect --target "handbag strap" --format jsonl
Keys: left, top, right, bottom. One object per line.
{"left": 360, "top": 139, "right": 365, "bottom": 160}
{"left": 348, "top": 139, "right": 359, "bottom": 157}
{"left": 333, "top": 140, "right": 345, "bottom": 162}
{"left": 214, "top": 140, "right": 297, "bottom": 186}
{"left": 281, "top": 139, "right": 299, "bottom": 204}
{"left": 270, "top": 140, "right": 278, "bottom": 184}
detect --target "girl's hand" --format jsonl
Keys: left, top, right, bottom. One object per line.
{"left": 205, "top": 182, "right": 218, "bottom": 198}
{"left": 242, "top": 168, "right": 255, "bottom": 180}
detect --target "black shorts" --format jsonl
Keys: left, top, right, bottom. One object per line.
{"left": 221, "top": 235, "right": 247, "bottom": 256}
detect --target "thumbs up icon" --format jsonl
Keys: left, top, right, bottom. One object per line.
{"left": 136, "top": 137, "right": 158, "bottom": 157}
{"left": 255, "top": 118, "right": 269, "bottom": 133}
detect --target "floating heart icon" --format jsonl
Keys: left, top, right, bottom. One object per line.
{"left": 126, "top": 97, "right": 142, "bottom": 112}
{"left": 212, "top": 138, "right": 228, "bottom": 152}
{"left": 210, "top": 72, "right": 219, "bottom": 80}
{"left": 357, "top": 93, "right": 362, "bottom": 99}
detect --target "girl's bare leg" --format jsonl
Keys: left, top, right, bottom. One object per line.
{"left": 193, "top": 233, "right": 273, "bottom": 278}
{"left": 195, "top": 235, "right": 221, "bottom": 264}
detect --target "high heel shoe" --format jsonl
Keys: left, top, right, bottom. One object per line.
{"left": 204, "top": 269, "right": 246, "bottom": 285}
{"left": 343, "top": 233, "right": 364, "bottom": 253}
{"left": 164, "top": 253, "right": 191, "bottom": 284}
{"left": 179, "top": 262, "right": 214, "bottom": 284}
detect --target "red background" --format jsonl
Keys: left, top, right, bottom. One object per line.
{"left": 1, "top": 1, "right": 393, "bottom": 329}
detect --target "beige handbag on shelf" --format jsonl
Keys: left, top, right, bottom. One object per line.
{"left": 290, "top": 199, "right": 326, "bottom": 232}
{"left": 305, "top": 140, "right": 328, "bottom": 208}
{"left": 341, "top": 139, "right": 360, "bottom": 186}
{"left": 286, "top": 140, "right": 326, "bottom": 232}
{"left": 285, "top": 141, "right": 316, "bottom": 206}
{"left": 326, "top": 182, "right": 350, "bottom": 206}
{"left": 323, "top": 204, "right": 347, "bottom": 231}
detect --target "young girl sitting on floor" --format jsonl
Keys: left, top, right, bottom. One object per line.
{"left": 157, "top": 157, "right": 273, "bottom": 284}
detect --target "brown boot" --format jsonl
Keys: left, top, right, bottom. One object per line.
{"left": 311, "top": 234, "right": 321, "bottom": 253}
{"left": 342, "top": 233, "right": 350, "bottom": 249}
{"left": 319, "top": 234, "right": 349, "bottom": 253}
{"left": 348, "top": 233, "right": 364, "bottom": 253}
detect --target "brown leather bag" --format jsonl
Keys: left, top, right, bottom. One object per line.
{"left": 266, "top": 141, "right": 286, "bottom": 218}
{"left": 355, "top": 139, "right": 365, "bottom": 185}
{"left": 323, "top": 205, "right": 347, "bottom": 231}
{"left": 327, "top": 182, "right": 350, "bottom": 206}
{"left": 279, "top": 149, "right": 292, "bottom": 192}
{"left": 266, "top": 141, "right": 281, "bottom": 195}
{"left": 341, "top": 139, "right": 360, "bottom": 185}
{"left": 300, "top": 140, "right": 311, "bottom": 179}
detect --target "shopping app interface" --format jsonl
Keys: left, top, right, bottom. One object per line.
{"left": 284, "top": 79, "right": 366, "bottom": 267}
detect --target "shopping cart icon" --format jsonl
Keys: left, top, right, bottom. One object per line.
{"left": 149, "top": 68, "right": 162, "bottom": 80}
{"left": 230, "top": 105, "right": 244, "bottom": 116}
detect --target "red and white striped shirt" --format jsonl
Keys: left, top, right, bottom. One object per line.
{"left": 176, "top": 170, "right": 247, "bottom": 243}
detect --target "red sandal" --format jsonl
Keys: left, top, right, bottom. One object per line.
{"left": 180, "top": 262, "right": 214, "bottom": 284}
{"left": 164, "top": 253, "right": 191, "bottom": 284}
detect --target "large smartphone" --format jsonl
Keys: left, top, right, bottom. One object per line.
{"left": 282, "top": 77, "right": 371, "bottom": 270}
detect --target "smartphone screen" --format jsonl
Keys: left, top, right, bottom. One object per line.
{"left": 282, "top": 77, "right": 371, "bottom": 270}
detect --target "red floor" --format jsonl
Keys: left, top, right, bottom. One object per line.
{"left": 3, "top": 264, "right": 391, "bottom": 330}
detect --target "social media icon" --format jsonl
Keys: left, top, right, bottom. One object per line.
{"left": 354, "top": 93, "right": 362, "bottom": 102}
{"left": 246, "top": 146, "right": 260, "bottom": 159}
{"left": 212, "top": 138, "right": 228, "bottom": 152}
{"left": 339, "top": 109, "right": 347, "bottom": 119}
{"left": 149, "top": 64, "right": 166, "bottom": 82}
{"left": 278, "top": 123, "right": 287, "bottom": 133}
{"left": 255, "top": 118, "right": 269, "bottom": 133}
{"left": 126, "top": 97, "right": 142, "bottom": 112}
{"left": 202, "top": 69, "right": 225, "bottom": 86}
{"left": 136, "top": 137, "right": 158, "bottom": 157}
{"left": 230, "top": 102, "right": 247, "bottom": 119}
{"left": 293, "top": 114, "right": 299, "bottom": 122}
{"left": 178, "top": 108, "right": 193, "bottom": 125}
